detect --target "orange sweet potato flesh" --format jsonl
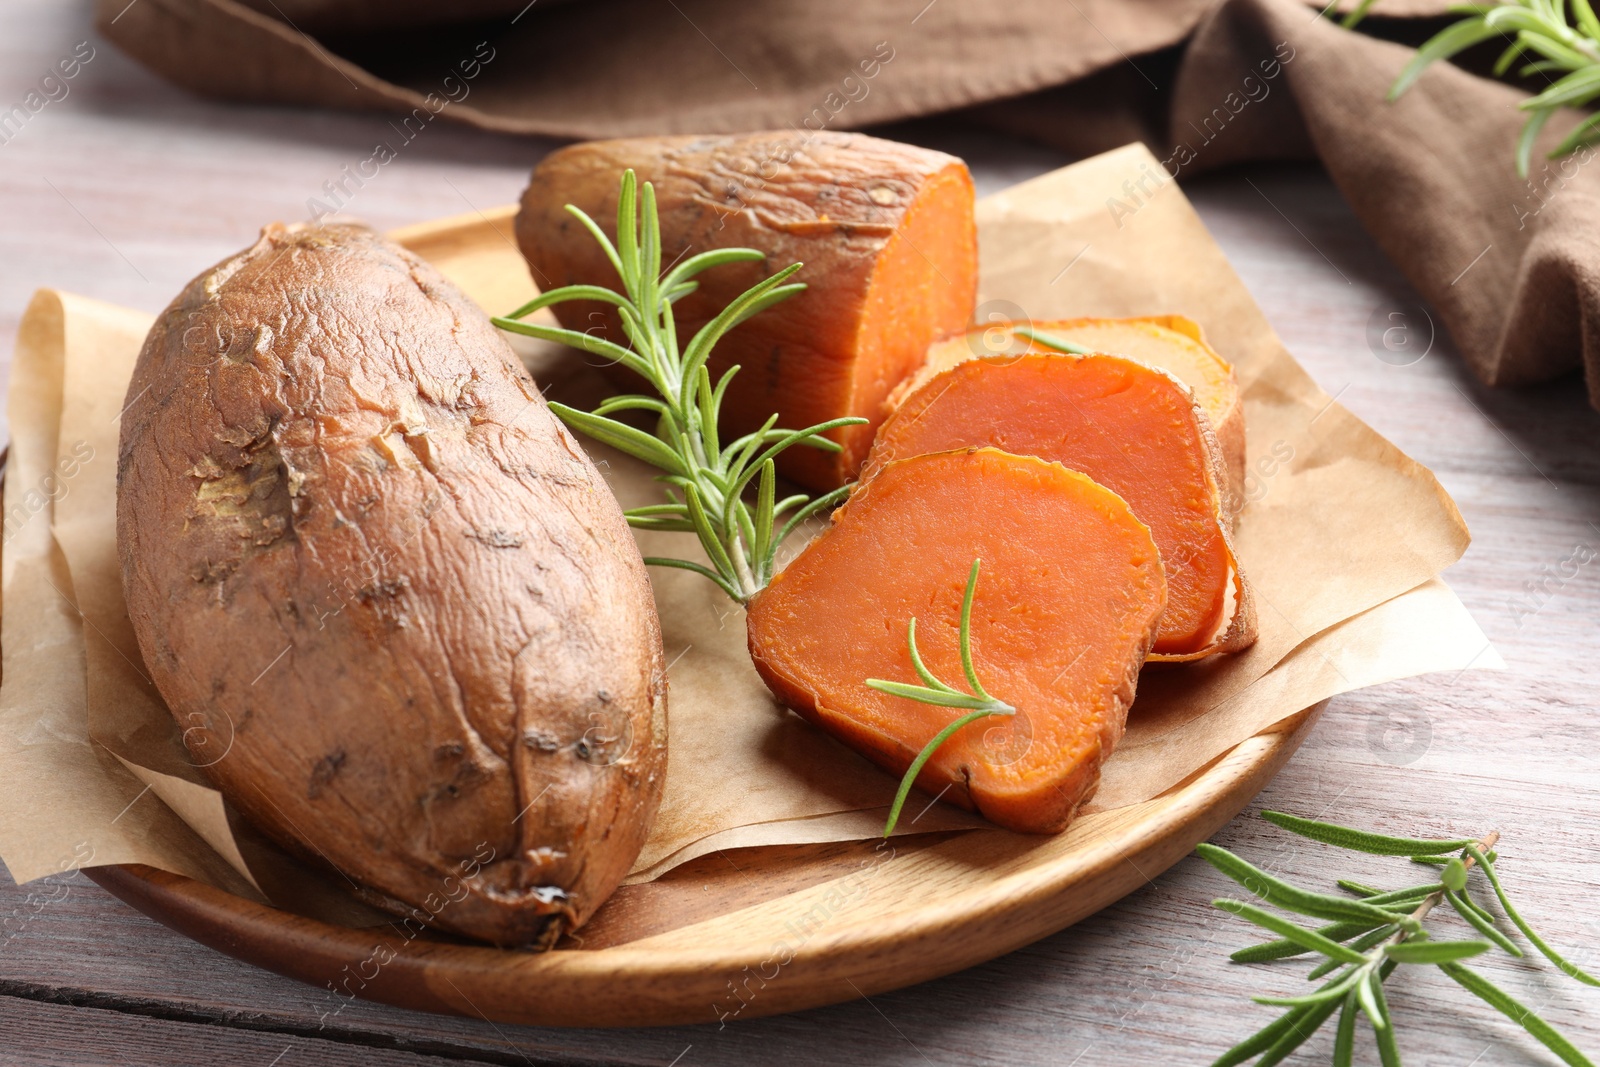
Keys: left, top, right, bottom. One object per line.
{"left": 517, "top": 132, "right": 978, "bottom": 490}
{"left": 921, "top": 316, "right": 1246, "bottom": 514}
{"left": 866, "top": 353, "right": 1255, "bottom": 661}
{"left": 747, "top": 448, "right": 1167, "bottom": 834}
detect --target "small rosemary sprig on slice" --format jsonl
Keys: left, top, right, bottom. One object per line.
{"left": 493, "top": 170, "right": 865, "bottom": 603}
{"left": 1344, "top": 0, "right": 1600, "bottom": 178}
{"left": 1200, "top": 811, "right": 1598, "bottom": 1066}
{"left": 866, "top": 560, "right": 1016, "bottom": 836}
{"left": 1013, "top": 324, "right": 1093, "bottom": 355}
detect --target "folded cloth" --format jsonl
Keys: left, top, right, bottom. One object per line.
{"left": 96, "top": 0, "right": 1600, "bottom": 408}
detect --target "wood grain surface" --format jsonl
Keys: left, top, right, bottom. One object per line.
{"left": 2, "top": 1, "right": 1597, "bottom": 1064}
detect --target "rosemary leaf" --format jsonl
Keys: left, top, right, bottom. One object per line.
{"left": 1340, "top": 0, "right": 1380, "bottom": 29}
{"left": 639, "top": 557, "right": 741, "bottom": 602}
{"left": 904, "top": 618, "right": 953, "bottom": 693}
{"left": 594, "top": 394, "right": 672, "bottom": 419}
{"left": 545, "top": 401, "right": 687, "bottom": 475}
{"left": 1553, "top": 110, "right": 1600, "bottom": 157}
{"left": 1210, "top": 815, "right": 1596, "bottom": 1066}
{"left": 1522, "top": 62, "right": 1600, "bottom": 110}
{"left": 1468, "top": 847, "right": 1600, "bottom": 986}
{"left": 1372, "top": 990, "right": 1402, "bottom": 1066}
{"left": 1212, "top": 1004, "right": 1322, "bottom": 1067}
{"left": 493, "top": 317, "right": 646, "bottom": 377}
{"left": 1012, "top": 325, "right": 1093, "bottom": 355}
{"left": 1384, "top": 939, "right": 1492, "bottom": 964}
{"left": 1379, "top": 0, "right": 1600, "bottom": 176}
{"left": 1373, "top": 960, "right": 1403, "bottom": 1067}
{"left": 773, "top": 484, "right": 852, "bottom": 554}
{"left": 503, "top": 282, "right": 632, "bottom": 320}
{"left": 678, "top": 263, "right": 804, "bottom": 410}
{"left": 1309, "top": 925, "right": 1400, "bottom": 981}
{"left": 1253, "top": 993, "right": 1346, "bottom": 1067}
{"left": 1195, "top": 844, "right": 1417, "bottom": 926}
{"left": 723, "top": 413, "right": 781, "bottom": 478}
{"left": 1260, "top": 811, "right": 1476, "bottom": 856}
{"left": 1231, "top": 919, "right": 1383, "bottom": 963}
{"left": 1365, "top": 884, "right": 1444, "bottom": 907}
{"left": 870, "top": 561, "right": 1015, "bottom": 836}
{"left": 498, "top": 169, "right": 866, "bottom": 603}
{"left": 956, "top": 560, "right": 991, "bottom": 699}
{"left": 1412, "top": 849, "right": 1496, "bottom": 867}
{"left": 1256, "top": 968, "right": 1364, "bottom": 1009}
{"left": 1524, "top": 58, "right": 1571, "bottom": 77}
{"left": 751, "top": 460, "right": 775, "bottom": 585}
{"left": 1214, "top": 899, "right": 1372, "bottom": 964}
{"left": 866, "top": 680, "right": 992, "bottom": 710}
{"left": 1445, "top": 888, "right": 1525, "bottom": 957}
{"left": 622, "top": 517, "right": 697, "bottom": 533}
{"left": 1389, "top": 18, "right": 1505, "bottom": 99}
{"left": 659, "top": 247, "right": 767, "bottom": 293}
{"left": 881, "top": 707, "right": 1004, "bottom": 837}
{"left": 1517, "top": 109, "right": 1556, "bottom": 179}
{"left": 1337, "top": 881, "right": 1444, "bottom": 908}
{"left": 684, "top": 483, "right": 739, "bottom": 584}
{"left": 1356, "top": 966, "right": 1387, "bottom": 1031}
{"left": 1577, "top": 0, "right": 1600, "bottom": 41}
{"left": 1455, "top": 885, "right": 1497, "bottom": 925}
{"left": 771, "top": 492, "right": 809, "bottom": 517}
{"left": 1332, "top": 990, "right": 1358, "bottom": 1067}
{"left": 1440, "top": 963, "right": 1598, "bottom": 1067}
{"left": 1495, "top": 37, "right": 1530, "bottom": 76}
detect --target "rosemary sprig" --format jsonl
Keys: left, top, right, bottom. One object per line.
{"left": 1201, "top": 812, "right": 1598, "bottom": 1066}
{"left": 1348, "top": 0, "right": 1600, "bottom": 177}
{"left": 866, "top": 559, "right": 1016, "bottom": 836}
{"left": 1012, "top": 324, "right": 1093, "bottom": 355}
{"left": 493, "top": 170, "right": 865, "bottom": 602}
{"left": 498, "top": 175, "right": 1014, "bottom": 831}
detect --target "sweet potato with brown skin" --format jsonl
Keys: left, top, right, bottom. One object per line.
{"left": 920, "top": 316, "right": 1247, "bottom": 514}
{"left": 747, "top": 448, "right": 1167, "bottom": 834}
{"left": 117, "top": 223, "right": 667, "bottom": 948}
{"left": 517, "top": 131, "right": 977, "bottom": 490}
{"left": 866, "top": 352, "right": 1255, "bottom": 661}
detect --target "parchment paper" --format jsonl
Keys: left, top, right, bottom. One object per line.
{"left": 0, "top": 144, "right": 1496, "bottom": 914}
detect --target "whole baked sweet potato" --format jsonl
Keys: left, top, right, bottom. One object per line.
{"left": 117, "top": 223, "right": 666, "bottom": 948}
{"left": 517, "top": 131, "right": 977, "bottom": 490}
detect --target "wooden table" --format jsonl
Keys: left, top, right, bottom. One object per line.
{"left": 2, "top": 3, "right": 1597, "bottom": 1064}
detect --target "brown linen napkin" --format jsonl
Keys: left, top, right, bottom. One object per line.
{"left": 970, "top": 0, "right": 1600, "bottom": 408}
{"left": 93, "top": 0, "right": 1218, "bottom": 137}
{"left": 1172, "top": 0, "right": 1600, "bottom": 409}
{"left": 95, "top": 0, "right": 1600, "bottom": 410}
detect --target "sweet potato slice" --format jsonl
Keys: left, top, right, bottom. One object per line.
{"left": 747, "top": 448, "right": 1167, "bottom": 834}
{"left": 865, "top": 353, "right": 1255, "bottom": 661}
{"left": 920, "top": 316, "right": 1246, "bottom": 513}
{"left": 517, "top": 131, "right": 978, "bottom": 490}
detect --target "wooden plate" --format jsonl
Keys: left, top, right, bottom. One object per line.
{"left": 79, "top": 208, "right": 1324, "bottom": 1027}
{"left": 86, "top": 702, "right": 1323, "bottom": 1028}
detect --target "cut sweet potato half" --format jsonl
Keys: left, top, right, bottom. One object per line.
{"left": 866, "top": 353, "right": 1255, "bottom": 661}
{"left": 747, "top": 448, "right": 1167, "bottom": 834}
{"left": 919, "top": 316, "right": 1246, "bottom": 514}
{"left": 517, "top": 131, "right": 978, "bottom": 490}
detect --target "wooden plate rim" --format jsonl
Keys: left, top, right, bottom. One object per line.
{"left": 85, "top": 702, "right": 1324, "bottom": 1028}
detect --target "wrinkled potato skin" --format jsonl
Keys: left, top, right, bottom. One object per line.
{"left": 117, "top": 223, "right": 666, "bottom": 948}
